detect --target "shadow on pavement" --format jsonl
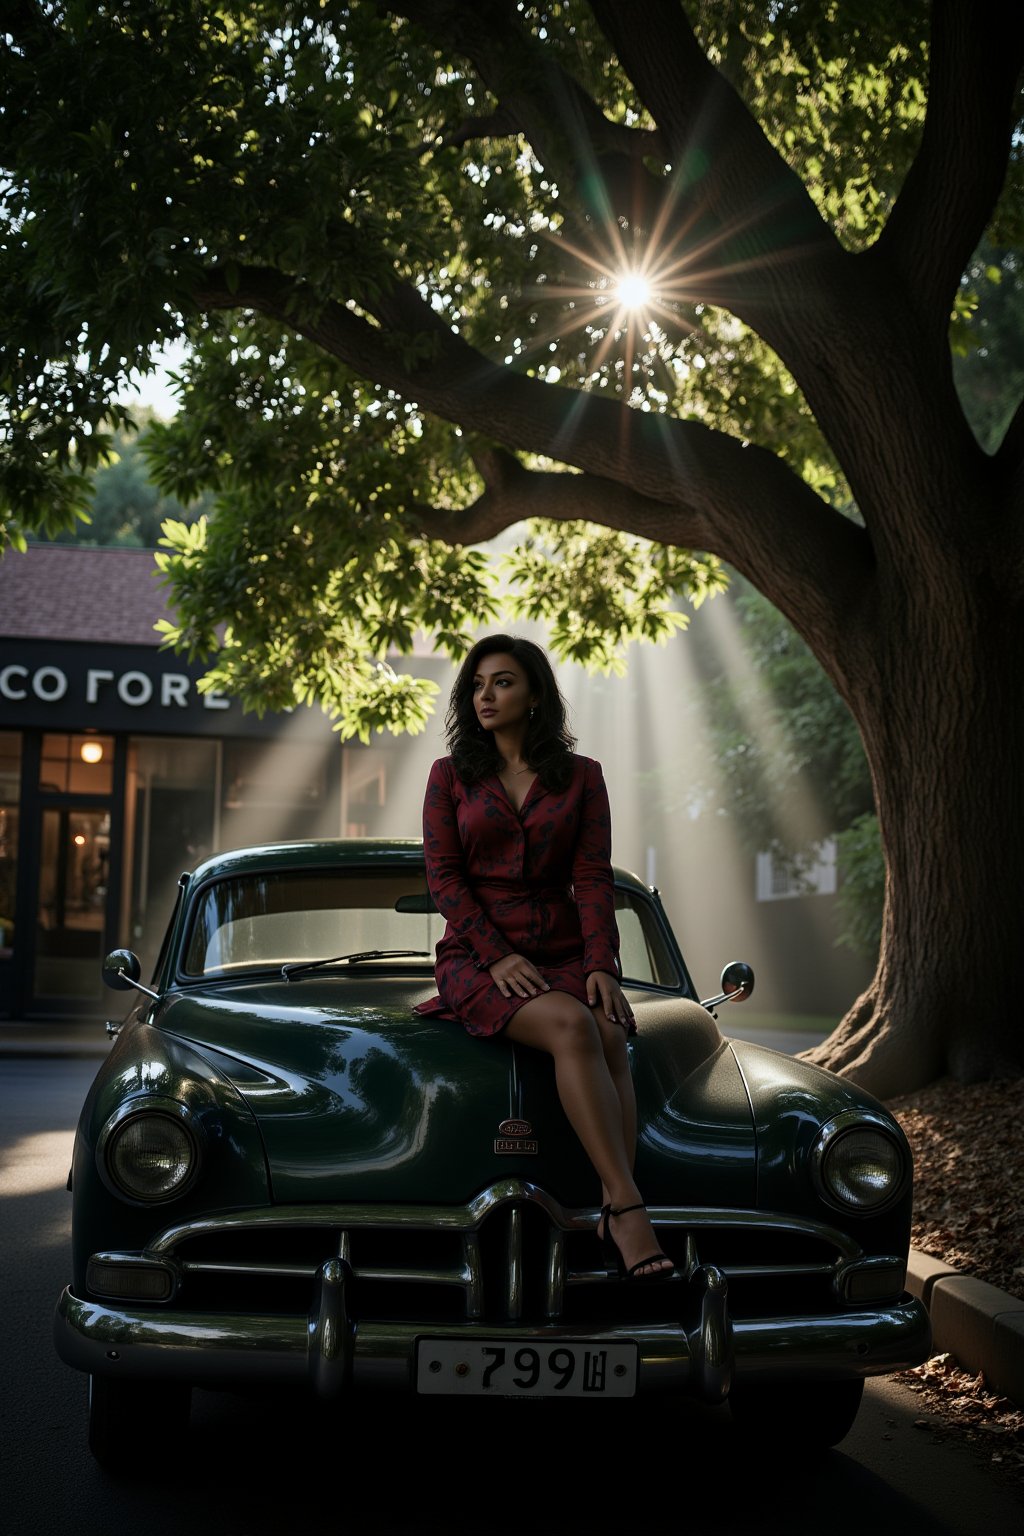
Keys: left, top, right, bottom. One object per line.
{"left": 69, "top": 1382, "right": 1003, "bottom": 1536}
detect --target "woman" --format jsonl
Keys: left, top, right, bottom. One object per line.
{"left": 414, "top": 634, "right": 673, "bottom": 1281}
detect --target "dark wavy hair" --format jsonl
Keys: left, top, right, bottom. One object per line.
{"left": 446, "top": 634, "right": 576, "bottom": 789}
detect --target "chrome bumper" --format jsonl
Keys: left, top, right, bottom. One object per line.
{"left": 55, "top": 1261, "right": 931, "bottom": 1402}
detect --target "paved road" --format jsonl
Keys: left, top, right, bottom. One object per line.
{"left": 3, "top": 1057, "right": 1021, "bottom": 1536}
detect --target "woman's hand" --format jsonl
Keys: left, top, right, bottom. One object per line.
{"left": 489, "top": 953, "right": 551, "bottom": 999}
{"left": 586, "top": 971, "right": 635, "bottom": 1031}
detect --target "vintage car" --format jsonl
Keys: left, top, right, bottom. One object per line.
{"left": 55, "top": 838, "right": 930, "bottom": 1467}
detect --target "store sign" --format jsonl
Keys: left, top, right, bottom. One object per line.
{"left": 0, "top": 662, "right": 231, "bottom": 710}
{"left": 0, "top": 641, "right": 335, "bottom": 740}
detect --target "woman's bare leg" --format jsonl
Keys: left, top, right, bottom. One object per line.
{"left": 506, "top": 993, "right": 670, "bottom": 1276}
{"left": 595, "top": 1006, "right": 637, "bottom": 1158}
{"left": 591, "top": 1007, "right": 637, "bottom": 1216}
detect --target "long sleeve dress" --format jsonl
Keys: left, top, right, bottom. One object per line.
{"left": 413, "top": 753, "right": 624, "bottom": 1037}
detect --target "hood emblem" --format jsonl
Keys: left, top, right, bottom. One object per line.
{"left": 495, "top": 1117, "right": 538, "bottom": 1155}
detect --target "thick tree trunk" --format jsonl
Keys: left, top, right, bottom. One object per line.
{"left": 800, "top": 557, "right": 1024, "bottom": 1098}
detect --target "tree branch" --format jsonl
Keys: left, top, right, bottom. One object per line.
{"left": 393, "top": 0, "right": 846, "bottom": 365}
{"left": 589, "top": 0, "right": 740, "bottom": 154}
{"left": 873, "top": 1, "right": 1024, "bottom": 330}
{"left": 192, "top": 263, "right": 874, "bottom": 670}
{"left": 467, "top": 443, "right": 520, "bottom": 494}
{"left": 387, "top": 0, "right": 668, "bottom": 220}
{"left": 427, "top": 107, "right": 521, "bottom": 153}
{"left": 190, "top": 265, "right": 771, "bottom": 509}
{"left": 410, "top": 455, "right": 686, "bottom": 546}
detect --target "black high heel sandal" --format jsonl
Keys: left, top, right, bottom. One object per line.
{"left": 597, "top": 1202, "right": 675, "bottom": 1281}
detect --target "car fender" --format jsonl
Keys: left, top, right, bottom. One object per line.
{"left": 70, "top": 1022, "right": 271, "bottom": 1292}
{"left": 729, "top": 1039, "right": 914, "bottom": 1254}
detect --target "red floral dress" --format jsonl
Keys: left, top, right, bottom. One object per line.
{"left": 414, "top": 754, "right": 623, "bottom": 1036}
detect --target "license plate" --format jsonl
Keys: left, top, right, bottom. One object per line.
{"left": 416, "top": 1338, "right": 637, "bottom": 1397}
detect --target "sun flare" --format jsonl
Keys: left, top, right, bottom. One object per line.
{"left": 615, "top": 271, "right": 652, "bottom": 311}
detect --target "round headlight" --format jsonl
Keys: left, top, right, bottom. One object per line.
{"left": 104, "top": 1110, "right": 199, "bottom": 1202}
{"left": 812, "top": 1113, "right": 907, "bottom": 1213}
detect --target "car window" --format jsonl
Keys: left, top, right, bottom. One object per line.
{"left": 615, "top": 892, "right": 680, "bottom": 988}
{"left": 181, "top": 868, "right": 682, "bottom": 987}
{"left": 182, "top": 870, "right": 445, "bottom": 976}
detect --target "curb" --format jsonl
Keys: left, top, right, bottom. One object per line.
{"left": 906, "top": 1250, "right": 1024, "bottom": 1405}
{"left": 5, "top": 1027, "right": 1022, "bottom": 1405}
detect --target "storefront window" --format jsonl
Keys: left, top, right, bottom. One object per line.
{"left": 341, "top": 748, "right": 389, "bottom": 836}
{"left": 39, "top": 733, "right": 114, "bottom": 795}
{"left": 0, "top": 732, "right": 21, "bottom": 962}
{"left": 220, "top": 739, "right": 334, "bottom": 848}
{"left": 34, "top": 806, "right": 110, "bottom": 999}
{"left": 123, "top": 738, "right": 220, "bottom": 978}
{"left": 123, "top": 736, "right": 344, "bottom": 980}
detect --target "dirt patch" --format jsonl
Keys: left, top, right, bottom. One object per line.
{"left": 883, "top": 1076, "right": 1024, "bottom": 1483}
{"left": 886, "top": 1076, "right": 1024, "bottom": 1300}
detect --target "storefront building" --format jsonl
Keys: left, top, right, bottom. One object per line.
{"left": 0, "top": 546, "right": 403, "bottom": 1019}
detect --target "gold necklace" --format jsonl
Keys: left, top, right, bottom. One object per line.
{"left": 503, "top": 762, "right": 532, "bottom": 776}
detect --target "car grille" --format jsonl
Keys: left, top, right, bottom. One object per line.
{"left": 146, "top": 1181, "right": 862, "bottom": 1325}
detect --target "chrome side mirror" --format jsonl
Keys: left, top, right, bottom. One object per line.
{"left": 102, "top": 949, "right": 159, "bottom": 1000}
{"left": 701, "top": 960, "right": 755, "bottom": 1012}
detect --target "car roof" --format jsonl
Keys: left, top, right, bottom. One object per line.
{"left": 184, "top": 838, "right": 653, "bottom": 897}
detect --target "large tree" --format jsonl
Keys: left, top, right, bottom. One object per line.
{"left": 2, "top": 2, "right": 1022, "bottom": 1095}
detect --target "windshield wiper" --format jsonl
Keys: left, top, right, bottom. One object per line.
{"left": 282, "top": 949, "right": 431, "bottom": 981}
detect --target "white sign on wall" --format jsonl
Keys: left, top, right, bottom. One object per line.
{"left": 0, "top": 663, "right": 230, "bottom": 710}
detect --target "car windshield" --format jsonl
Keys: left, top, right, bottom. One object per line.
{"left": 181, "top": 866, "right": 681, "bottom": 988}
{"left": 182, "top": 870, "right": 442, "bottom": 977}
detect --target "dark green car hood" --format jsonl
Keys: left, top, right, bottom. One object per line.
{"left": 156, "top": 980, "right": 757, "bottom": 1208}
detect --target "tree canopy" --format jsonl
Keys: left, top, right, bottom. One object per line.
{"left": 3, "top": 1, "right": 1023, "bottom": 1093}
{"left": 5, "top": 1, "right": 1012, "bottom": 733}
{"left": 29, "top": 417, "right": 209, "bottom": 547}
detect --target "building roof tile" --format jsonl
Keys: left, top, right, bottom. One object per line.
{"left": 0, "top": 546, "right": 171, "bottom": 646}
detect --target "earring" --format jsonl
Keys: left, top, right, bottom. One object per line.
{"left": 529, "top": 707, "right": 535, "bottom": 719}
